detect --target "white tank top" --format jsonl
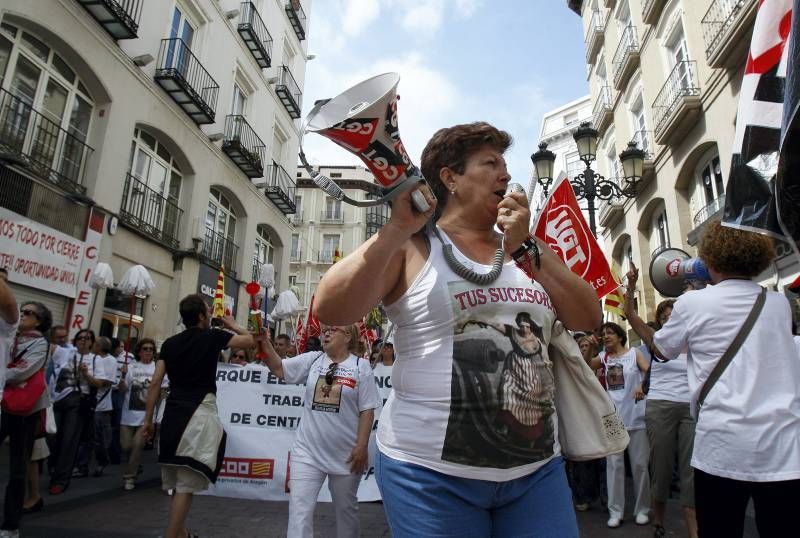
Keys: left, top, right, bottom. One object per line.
{"left": 379, "top": 228, "right": 559, "bottom": 481}
{"left": 601, "top": 349, "right": 646, "bottom": 430}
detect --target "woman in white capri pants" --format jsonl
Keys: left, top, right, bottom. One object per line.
{"left": 592, "top": 322, "right": 651, "bottom": 528}
{"left": 261, "top": 324, "right": 379, "bottom": 538}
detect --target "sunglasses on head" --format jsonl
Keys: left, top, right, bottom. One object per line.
{"left": 324, "top": 362, "right": 338, "bottom": 385}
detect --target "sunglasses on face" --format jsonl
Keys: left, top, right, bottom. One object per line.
{"left": 20, "top": 308, "right": 38, "bottom": 318}
{"left": 141, "top": 346, "right": 155, "bottom": 352}
{"left": 75, "top": 335, "right": 93, "bottom": 341}
{"left": 324, "top": 362, "right": 338, "bottom": 385}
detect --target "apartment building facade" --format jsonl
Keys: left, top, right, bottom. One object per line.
{"left": 532, "top": 95, "right": 592, "bottom": 210}
{"left": 0, "top": 0, "right": 311, "bottom": 345}
{"left": 290, "top": 165, "right": 390, "bottom": 318}
{"left": 567, "top": 0, "right": 799, "bottom": 322}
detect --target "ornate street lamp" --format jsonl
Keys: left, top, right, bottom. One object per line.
{"left": 531, "top": 121, "right": 646, "bottom": 237}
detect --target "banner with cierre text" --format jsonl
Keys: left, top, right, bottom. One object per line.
{"left": 532, "top": 174, "right": 620, "bottom": 299}
{"left": 202, "top": 362, "right": 392, "bottom": 502}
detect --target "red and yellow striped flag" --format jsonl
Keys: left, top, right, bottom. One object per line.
{"left": 212, "top": 265, "right": 226, "bottom": 318}
{"left": 603, "top": 269, "right": 625, "bottom": 318}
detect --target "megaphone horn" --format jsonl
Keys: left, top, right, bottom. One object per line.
{"left": 648, "top": 247, "right": 711, "bottom": 297}
{"left": 299, "top": 73, "right": 432, "bottom": 212}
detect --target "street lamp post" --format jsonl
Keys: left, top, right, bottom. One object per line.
{"left": 532, "top": 121, "right": 645, "bottom": 237}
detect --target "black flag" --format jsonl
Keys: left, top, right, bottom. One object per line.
{"left": 777, "top": 0, "right": 800, "bottom": 255}
{"left": 723, "top": 1, "right": 792, "bottom": 240}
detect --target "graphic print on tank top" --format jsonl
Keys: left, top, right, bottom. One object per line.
{"left": 442, "top": 281, "right": 557, "bottom": 468}
{"left": 606, "top": 363, "right": 625, "bottom": 391}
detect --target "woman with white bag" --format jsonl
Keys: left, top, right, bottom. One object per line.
{"left": 591, "top": 322, "right": 650, "bottom": 528}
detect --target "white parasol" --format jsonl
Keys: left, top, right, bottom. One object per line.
{"left": 117, "top": 265, "right": 155, "bottom": 358}
{"left": 88, "top": 263, "right": 114, "bottom": 327}
{"left": 271, "top": 289, "right": 302, "bottom": 321}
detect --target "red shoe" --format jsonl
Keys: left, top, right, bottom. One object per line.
{"left": 48, "top": 485, "right": 65, "bottom": 495}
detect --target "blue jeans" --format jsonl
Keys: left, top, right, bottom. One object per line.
{"left": 376, "top": 452, "right": 578, "bottom": 538}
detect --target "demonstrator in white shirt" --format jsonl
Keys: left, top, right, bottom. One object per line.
{"left": 653, "top": 221, "right": 800, "bottom": 538}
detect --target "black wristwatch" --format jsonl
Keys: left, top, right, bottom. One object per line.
{"left": 511, "top": 235, "right": 541, "bottom": 270}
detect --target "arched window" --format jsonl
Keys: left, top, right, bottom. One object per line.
{"left": 652, "top": 207, "right": 670, "bottom": 253}
{"left": 0, "top": 22, "right": 94, "bottom": 186}
{"left": 205, "top": 188, "right": 238, "bottom": 271}
{"left": 698, "top": 153, "right": 724, "bottom": 206}
{"left": 252, "top": 225, "right": 274, "bottom": 281}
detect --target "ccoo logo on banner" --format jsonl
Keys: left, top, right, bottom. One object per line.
{"left": 532, "top": 174, "right": 620, "bottom": 299}
{"left": 202, "top": 363, "right": 392, "bottom": 502}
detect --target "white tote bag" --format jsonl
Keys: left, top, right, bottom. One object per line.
{"left": 549, "top": 321, "right": 628, "bottom": 461}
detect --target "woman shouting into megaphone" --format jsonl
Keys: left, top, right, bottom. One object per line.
{"left": 315, "top": 122, "right": 601, "bottom": 537}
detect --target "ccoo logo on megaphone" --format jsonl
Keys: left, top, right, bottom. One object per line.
{"left": 650, "top": 248, "right": 711, "bottom": 297}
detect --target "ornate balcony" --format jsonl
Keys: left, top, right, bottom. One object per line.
{"left": 688, "top": 194, "right": 726, "bottom": 245}
{"left": 598, "top": 178, "right": 626, "bottom": 229}
{"left": 652, "top": 61, "right": 702, "bottom": 145}
{"left": 642, "top": 0, "right": 667, "bottom": 25}
{"left": 222, "top": 115, "right": 265, "bottom": 178}
{"left": 75, "top": 0, "right": 142, "bottom": 39}
{"left": 592, "top": 86, "right": 614, "bottom": 135}
{"left": 366, "top": 211, "right": 388, "bottom": 240}
{"left": 285, "top": 1, "right": 307, "bottom": 41}
{"left": 154, "top": 38, "right": 219, "bottom": 125}
{"left": 612, "top": 25, "right": 640, "bottom": 90}
{"left": 0, "top": 88, "right": 93, "bottom": 195}
{"left": 585, "top": 10, "right": 605, "bottom": 65}
{"left": 318, "top": 251, "right": 336, "bottom": 264}
{"left": 0, "top": 165, "right": 88, "bottom": 239}
{"left": 701, "top": 0, "right": 758, "bottom": 68}
{"left": 274, "top": 65, "right": 302, "bottom": 119}
{"left": 290, "top": 249, "right": 302, "bottom": 263}
{"left": 119, "top": 173, "right": 183, "bottom": 250}
{"left": 264, "top": 161, "right": 297, "bottom": 214}
{"left": 200, "top": 227, "right": 239, "bottom": 278}
{"left": 238, "top": 2, "right": 273, "bottom": 69}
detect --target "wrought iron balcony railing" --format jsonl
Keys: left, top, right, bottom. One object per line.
{"left": 318, "top": 251, "right": 336, "bottom": 264}
{"left": 652, "top": 60, "right": 700, "bottom": 140}
{"left": 238, "top": 2, "right": 273, "bottom": 68}
{"left": 366, "top": 211, "right": 388, "bottom": 239}
{"left": 76, "top": 0, "right": 142, "bottom": 39}
{"left": 0, "top": 87, "right": 93, "bottom": 194}
{"left": 630, "top": 129, "right": 654, "bottom": 161}
{"left": 155, "top": 38, "right": 219, "bottom": 125}
{"left": 0, "top": 165, "right": 88, "bottom": 239}
{"left": 290, "top": 250, "right": 302, "bottom": 263}
{"left": 290, "top": 210, "right": 304, "bottom": 225}
{"left": 592, "top": 85, "right": 613, "bottom": 134}
{"left": 701, "top": 0, "right": 755, "bottom": 66}
{"left": 274, "top": 65, "right": 302, "bottom": 119}
{"left": 264, "top": 161, "right": 297, "bottom": 214}
{"left": 585, "top": 9, "right": 605, "bottom": 64}
{"left": 612, "top": 25, "right": 640, "bottom": 89}
{"left": 285, "top": 0, "right": 307, "bottom": 41}
{"left": 222, "top": 115, "right": 265, "bottom": 178}
{"left": 119, "top": 173, "right": 183, "bottom": 250}
{"left": 642, "top": 0, "right": 667, "bottom": 25}
{"left": 200, "top": 226, "right": 239, "bottom": 277}
{"left": 693, "top": 194, "right": 726, "bottom": 228}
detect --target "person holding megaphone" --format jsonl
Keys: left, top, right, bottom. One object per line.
{"left": 315, "top": 122, "right": 601, "bottom": 537}
{"left": 650, "top": 221, "right": 800, "bottom": 538}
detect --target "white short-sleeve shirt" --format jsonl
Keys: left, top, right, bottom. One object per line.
{"left": 283, "top": 351, "right": 380, "bottom": 475}
{"left": 654, "top": 279, "right": 800, "bottom": 482}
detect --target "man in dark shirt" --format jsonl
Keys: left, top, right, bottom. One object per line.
{"left": 142, "top": 294, "right": 257, "bottom": 538}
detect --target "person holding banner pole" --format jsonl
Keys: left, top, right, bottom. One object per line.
{"left": 259, "top": 323, "right": 379, "bottom": 538}
{"left": 314, "top": 122, "right": 601, "bottom": 537}
{"left": 141, "top": 294, "right": 258, "bottom": 538}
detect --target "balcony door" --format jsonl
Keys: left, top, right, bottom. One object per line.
{"left": 666, "top": 25, "right": 691, "bottom": 90}
{"left": 0, "top": 23, "right": 94, "bottom": 184}
{"left": 324, "top": 197, "right": 342, "bottom": 220}
{"left": 127, "top": 128, "right": 182, "bottom": 236}
{"left": 253, "top": 225, "right": 274, "bottom": 281}
{"left": 206, "top": 188, "right": 238, "bottom": 270}
{"left": 699, "top": 155, "right": 725, "bottom": 205}
{"left": 166, "top": 5, "right": 196, "bottom": 73}
{"left": 322, "top": 234, "right": 339, "bottom": 263}
{"left": 631, "top": 97, "right": 649, "bottom": 154}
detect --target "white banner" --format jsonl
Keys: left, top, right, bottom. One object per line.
{"left": 0, "top": 207, "right": 86, "bottom": 298}
{"left": 204, "top": 362, "right": 392, "bottom": 502}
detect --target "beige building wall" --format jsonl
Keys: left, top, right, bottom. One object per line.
{"left": 290, "top": 165, "right": 389, "bottom": 321}
{"left": 568, "top": 0, "right": 799, "bottom": 326}
{"left": 1, "top": 0, "right": 312, "bottom": 346}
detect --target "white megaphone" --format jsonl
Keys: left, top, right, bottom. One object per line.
{"left": 649, "top": 247, "right": 711, "bottom": 297}
{"left": 299, "top": 73, "right": 431, "bottom": 212}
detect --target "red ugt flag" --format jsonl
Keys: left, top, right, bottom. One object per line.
{"left": 532, "top": 174, "right": 620, "bottom": 299}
